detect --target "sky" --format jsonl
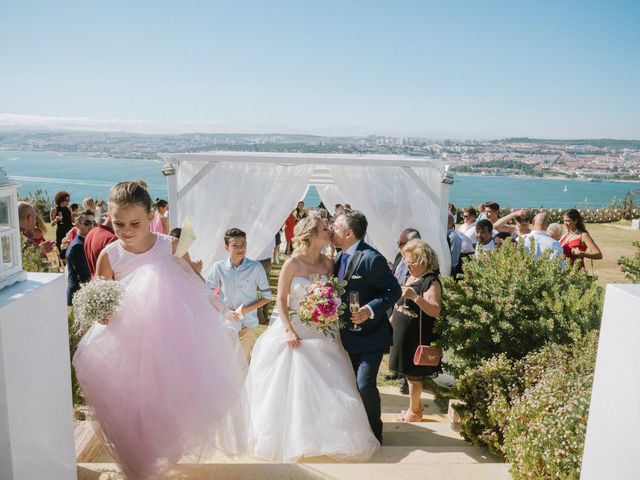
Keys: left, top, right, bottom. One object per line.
{"left": 1, "top": 1, "right": 639, "bottom": 139}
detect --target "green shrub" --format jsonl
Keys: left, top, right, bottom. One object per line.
{"left": 454, "top": 340, "right": 582, "bottom": 456}
{"left": 438, "top": 240, "right": 602, "bottom": 376}
{"left": 67, "top": 309, "right": 88, "bottom": 408}
{"left": 618, "top": 241, "right": 640, "bottom": 283}
{"left": 18, "top": 189, "right": 52, "bottom": 219}
{"left": 21, "top": 235, "right": 52, "bottom": 272}
{"left": 504, "top": 332, "right": 598, "bottom": 480}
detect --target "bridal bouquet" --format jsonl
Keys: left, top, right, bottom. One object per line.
{"left": 72, "top": 278, "right": 125, "bottom": 329}
{"left": 296, "top": 277, "right": 347, "bottom": 341}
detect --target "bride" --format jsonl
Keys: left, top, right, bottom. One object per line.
{"left": 246, "top": 213, "right": 380, "bottom": 462}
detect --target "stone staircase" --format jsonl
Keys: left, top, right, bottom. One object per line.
{"left": 76, "top": 386, "right": 511, "bottom": 480}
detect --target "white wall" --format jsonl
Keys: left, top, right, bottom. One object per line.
{"left": 581, "top": 284, "right": 640, "bottom": 480}
{"left": 0, "top": 273, "right": 76, "bottom": 480}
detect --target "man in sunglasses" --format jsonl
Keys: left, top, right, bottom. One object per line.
{"left": 66, "top": 209, "right": 96, "bottom": 306}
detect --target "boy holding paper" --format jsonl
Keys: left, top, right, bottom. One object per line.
{"left": 207, "top": 227, "right": 272, "bottom": 360}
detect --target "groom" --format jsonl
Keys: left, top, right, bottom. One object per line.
{"left": 330, "top": 209, "right": 402, "bottom": 443}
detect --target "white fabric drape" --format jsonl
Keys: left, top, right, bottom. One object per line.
{"left": 328, "top": 165, "right": 451, "bottom": 275}
{"left": 176, "top": 161, "right": 314, "bottom": 273}
{"left": 315, "top": 185, "right": 347, "bottom": 216}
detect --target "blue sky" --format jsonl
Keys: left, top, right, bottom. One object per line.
{"left": 1, "top": 1, "right": 638, "bottom": 139}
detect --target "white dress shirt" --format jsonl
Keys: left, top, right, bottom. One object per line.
{"left": 521, "top": 230, "right": 566, "bottom": 267}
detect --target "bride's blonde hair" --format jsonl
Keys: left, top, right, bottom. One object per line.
{"left": 292, "top": 211, "right": 322, "bottom": 253}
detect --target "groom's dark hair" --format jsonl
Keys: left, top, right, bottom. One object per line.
{"left": 339, "top": 209, "right": 368, "bottom": 240}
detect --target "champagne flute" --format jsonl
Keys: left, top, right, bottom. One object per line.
{"left": 349, "top": 291, "right": 362, "bottom": 332}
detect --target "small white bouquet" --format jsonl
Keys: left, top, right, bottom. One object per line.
{"left": 72, "top": 278, "right": 125, "bottom": 329}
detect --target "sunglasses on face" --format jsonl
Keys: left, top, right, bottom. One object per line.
{"left": 82, "top": 220, "right": 96, "bottom": 226}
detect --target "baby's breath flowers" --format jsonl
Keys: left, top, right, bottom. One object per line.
{"left": 72, "top": 278, "right": 125, "bottom": 329}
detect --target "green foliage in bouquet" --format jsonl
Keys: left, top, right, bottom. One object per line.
{"left": 504, "top": 332, "right": 598, "bottom": 480}
{"left": 618, "top": 241, "right": 640, "bottom": 283}
{"left": 437, "top": 240, "right": 602, "bottom": 376}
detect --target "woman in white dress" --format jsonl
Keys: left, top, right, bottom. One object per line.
{"left": 246, "top": 213, "right": 380, "bottom": 463}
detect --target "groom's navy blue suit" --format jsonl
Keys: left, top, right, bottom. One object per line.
{"left": 336, "top": 241, "right": 402, "bottom": 442}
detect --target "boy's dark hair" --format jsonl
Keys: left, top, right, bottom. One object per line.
{"left": 476, "top": 219, "right": 494, "bottom": 233}
{"left": 70, "top": 203, "right": 79, "bottom": 211}
{"left": 224, "top": 227, "right": 246, "bottom": 246}
{"left": 169, "top": 227, "right": 182, "bottom": 239}
{"left": 484, "top": 201, "right": 500, "bottom": 212}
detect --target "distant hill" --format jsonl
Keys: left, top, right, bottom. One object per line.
{"left": 502, "top": 137, "right": 640, "bottom": 149}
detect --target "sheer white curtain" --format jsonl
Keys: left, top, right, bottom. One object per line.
{"left": 328, "top": 165, "right": 451, "bottom": 275}
{"left": 176, "top": 161, "right": 314, "bottom": 273}
{"left": 315, "top": 185, "right": 347, "bottom": 216}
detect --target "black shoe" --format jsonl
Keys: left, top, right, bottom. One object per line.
{"left": 399, "top": 377, "right": 409, "bottom": 395}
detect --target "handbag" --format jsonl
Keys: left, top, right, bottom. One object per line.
{"left": 413, "top": 308, "right": 442, "bottom": 367}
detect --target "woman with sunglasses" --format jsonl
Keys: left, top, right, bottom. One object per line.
{"left": 492, "top": 208, "right": 532, "bottom": 238}
{"left": 388, "top": 239, "right": 442, "bottom": 423}
{"left": 65, "top": 210, "right": 96, "bottom": 306}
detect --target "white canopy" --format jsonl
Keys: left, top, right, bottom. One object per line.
{"left": 160, "top": 152, "right": 453, "bottom": 276}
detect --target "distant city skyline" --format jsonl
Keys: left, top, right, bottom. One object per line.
{"left": 1, "top": 1, "right": 639, "bottom": 139}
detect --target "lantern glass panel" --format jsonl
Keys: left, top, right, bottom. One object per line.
{"left": 0, "top": 195, "right": 9, "bottom": 228}
{"left": 1, "top": 234, "right": 13, "bottom": 269}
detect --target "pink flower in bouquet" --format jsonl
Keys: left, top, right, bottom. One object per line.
{"left": 294, "top": 277, "right": 348, "bottom": 341}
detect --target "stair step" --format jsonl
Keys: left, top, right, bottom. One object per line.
{"left": 78, "top": 462, "right": 512, "bottom": 480}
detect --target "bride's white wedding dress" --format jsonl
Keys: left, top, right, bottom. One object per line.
{"left": 246, "top": 275, "right": 380, "bottom": 462}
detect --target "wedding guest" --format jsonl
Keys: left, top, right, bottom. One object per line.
{"left": 84, "top": 214, "right": 117, "bottom": 277}
{"left": 50, "top": 190, "right": 73, "bottom": 256}
{"left": 494, "top": 231, "right": 511, "bottom": 249}
{"left": 493, "top": 208, "right": 532, "bottom": 238}
{"left": 477, "top": 203, "right": 487, "bottom": 221}
{"left": 83, "top": 197, "right": 96, "bottom": 212}
{"left": 66, "top": 210, "right": 95, "bottom": 305}
{"left": 207, "top": 228, "right": 272, "bottom": 360}
{"left": 387, "top": 227, "right": 421, "bottom": 392}
{"left": 30, "top": 209, "right": 48, "bottom": 246}
{"left": 483, "top": 201, "right": 503, "bottom": 234}
{"left": 70, "top": 203, "right": 79, "bottom": 223}
{"left": 18, "top": 201, "right": 55, "bottom": 255}
{"left": 447, "top": 214, "right": 463, "bottom": 276}
{"left": 95, "top": 199, "right": 106, "bottom": 218}
{"left": 273, "top": 231, "right": 282, "bottom": 264}
{"left": 521, "top": 212, "right": 565, "bottom": 265}
{"left": 295, "top": 201, "right": 307, "bottom": 221}
{"left": 560, "top": 209, "right": 603, "bottom": 267}
{"left": 392, "top": 228, "right": 421, "bottom": 286}
{"left": 475, "top": 219, "right": 495, "bottom": 256}
{"left": 458, "top": 207, "right": 478, "bottom": 264}
{"left": 284, "top": 210, "right": 296, "bottom": 256}
{"left": 389, "top": 239, "right": 442, "bottom": 423}
{"left": 449, "top": 203, "right": 458, "bottom": 223}
{"left": 150, "top": 198, "right": 170, "bottom": 234}
{"left": 256, "top": 235, "right": 276, "bottom": 325}
{"left": 547, "top": 223, "right": 563, "bottom": 241}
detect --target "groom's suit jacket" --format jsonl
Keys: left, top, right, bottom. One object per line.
{"left": 336, "top": 241, "right": 402, "bottom": 354}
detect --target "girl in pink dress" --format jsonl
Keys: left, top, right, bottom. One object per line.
{"left": 73, "top": 181, "right": 247, "bottom": 479}
{"left": 149, "top": 198, "right": 170, "bottom": 234}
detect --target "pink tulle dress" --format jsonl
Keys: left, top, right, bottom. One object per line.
{"left": 73, "top": 233, "right": 248, "bottom": 479}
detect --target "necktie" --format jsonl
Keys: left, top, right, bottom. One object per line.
{"left": 338, "top": 253, "right": 350, "bottom": 280}
{"left": 394, "top": 258, "right": 407, "bottom": 283}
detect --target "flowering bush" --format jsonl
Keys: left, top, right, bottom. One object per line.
{"left": 438, "top": 240, "right": 602, "bottom": 376}
{"left": 618, "top": 241, "right": 640, "bottom": 283}
{"left": 296, "top": 277, "right": 347, "bottom": 341}
{"left": 454, "top": 339, "right": 584, "bottom": 457}
{"left": 504, "top": 333, "right": 598, "bottom": 480}
{"left": 72, "top": 278, "right": 125, "bottom": 329}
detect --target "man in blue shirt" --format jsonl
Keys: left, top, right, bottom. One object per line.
{"left": 207, "top": 228, "right": 272, "bottom": 360}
